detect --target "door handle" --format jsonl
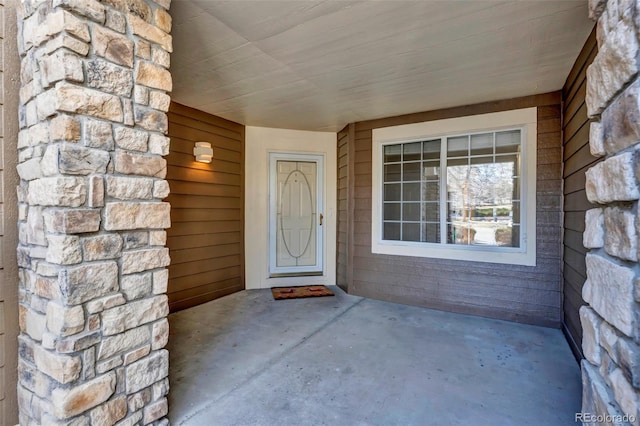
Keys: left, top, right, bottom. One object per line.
{"left": 319, "top": 213, "right": 324, "bottom": 226}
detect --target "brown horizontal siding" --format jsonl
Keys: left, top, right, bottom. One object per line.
{"left": 355, "top": 92, "right": 561, "bottom": 131}
{"left": 1, "top": 6, "right": 20, "bottom": 422}
{"left": 168, "top": 278, "right": 243, "bottom": 312}
{"left": 561, "top": 26, "right": 597, "bottom": 361}
{"left": 336, "top": 125, "right": 350, "bottom": 291}
{"left": 166, "top": 102, "right": 245, "bottom": 312}
{"left": 344, "top": 92, "right": 563, "bottom": 327}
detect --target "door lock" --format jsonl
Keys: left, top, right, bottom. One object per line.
{"left": 319, "top": 213, "right": 324, "bottom": 226}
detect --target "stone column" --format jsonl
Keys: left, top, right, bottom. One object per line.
{"left": 16, "top": 0, "right": 172, "bottom": 424}
{"left": 582, "top": 0, "right": 640, "bottom": 423}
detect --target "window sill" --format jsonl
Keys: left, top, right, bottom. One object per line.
{"left": 372, "top": 239, "right": 536, "bottom": 266}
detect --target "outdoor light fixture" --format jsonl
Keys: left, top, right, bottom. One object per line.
{"left": 193, "top": 142, "right": 213, "bottom": 163}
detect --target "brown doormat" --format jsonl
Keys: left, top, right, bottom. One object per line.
{"left": 271, "top": 285, "right": 334, "bottom": 300}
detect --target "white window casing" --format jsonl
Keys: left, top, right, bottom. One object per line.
{"left": 371, "top": 107, "right": 537, "bottom": 266}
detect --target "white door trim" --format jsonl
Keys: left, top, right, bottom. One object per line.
{"left": 268, "top": 152, "right": 325, "bottom": 276}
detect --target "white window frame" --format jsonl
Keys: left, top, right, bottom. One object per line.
{"left": 371, "top": 107, "right": 537, "bottom": 266}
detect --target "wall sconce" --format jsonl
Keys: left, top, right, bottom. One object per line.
{"left": 193, "top": 142, "right": 213, "bottom": 163}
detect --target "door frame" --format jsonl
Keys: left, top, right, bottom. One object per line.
{"left": 268, "top": 152, "right": 325, "bottom": 277}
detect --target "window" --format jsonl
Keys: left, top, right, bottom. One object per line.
{"left": 372, "top": 108, "right": 537, "bottom": 266}
{"left": 382, "top": 130, "right": 521, "bottom": 246}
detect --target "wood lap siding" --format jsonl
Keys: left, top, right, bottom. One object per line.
{"left": 562, "top": 28, "right": 598, "bottom": 360}
{"left": 166, "top": 103, "right": 245, "bottom": 312}
{"left": 0, "top": 2, "right": 6, "bottom": 415}
{"left": 336, "top": 125, "right": 349, "bottom": 291}
{"left": 0, "top": 2, "right": 22, "bottom": 425}
{"left": 345, "top": 93, "right": 564, "bottom": 327}
{"left": 0, "top": 5, "right": 19, "bottom": 421}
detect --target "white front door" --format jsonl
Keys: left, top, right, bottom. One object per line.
{"left": 269, "top": 153, "right": 324, "bottom": 276}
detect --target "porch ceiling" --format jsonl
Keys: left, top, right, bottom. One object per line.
{"left": 170, "top": 0, "right": 593, "bottom": 132}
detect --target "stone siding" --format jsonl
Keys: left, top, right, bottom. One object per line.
{"left": 16, "top": 0, "right": 172, "bottom": 424}
{"left": 582, "top": 0, "right": 640, "bottom": 423}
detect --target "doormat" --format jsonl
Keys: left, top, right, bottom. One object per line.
{"left": 271, "top": 285, "right": 334, "bottom": 300}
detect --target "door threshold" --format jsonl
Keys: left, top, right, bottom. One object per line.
{"left": 269, "top": 272, "right": 324, "bottom": 278}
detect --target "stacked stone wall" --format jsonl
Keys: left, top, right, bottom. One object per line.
{"left": 16, "top": 0, "right": 172, "bottom": 424}
{"left": 582, "top": 0, "right": 640, "bottom": 423}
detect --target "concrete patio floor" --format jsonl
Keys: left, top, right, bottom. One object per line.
{"left": 167, "top": 287, "right": 581, "bottom": 425}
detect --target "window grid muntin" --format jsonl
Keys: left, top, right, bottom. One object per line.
{"left": 383, "top": 139, "right": 441, "bottom": 243}
{"left": 382, "top": 127, "right": 523, "bottom": 249}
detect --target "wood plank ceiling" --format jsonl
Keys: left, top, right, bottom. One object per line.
{"left": 170, "top": 1, "right": 593, "bottom": 132}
